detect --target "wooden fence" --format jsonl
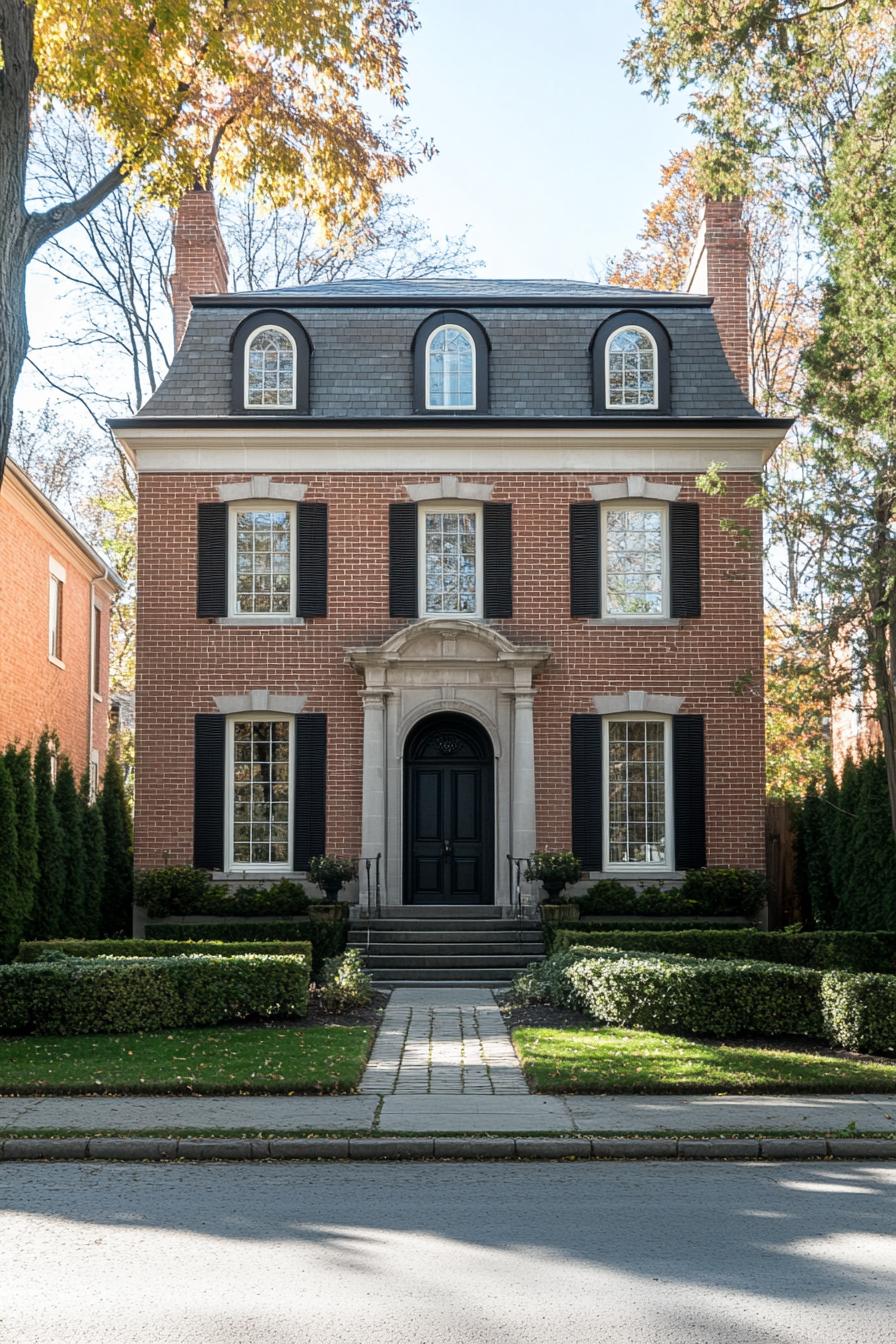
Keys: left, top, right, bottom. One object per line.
{"left": 765, "top": 799, "right": 807, "bottom": 929}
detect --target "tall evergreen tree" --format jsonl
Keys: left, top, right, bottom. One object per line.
{"left": 99, "top": 751, "right": 133, "bottom": 937}
{"left": 78, "top": 768, "right": 105, "bottom": 939}
{"left": 27, "top": 732, "right": 66, "bottom": 939}
{"left": 3, "top": 745, "right": 38, "bottom": 937}
{"left": 55, "top": 756, "right": 86, "bottom": 936}
{"left": 0, "top": 757, "right": 22, "bottom": 961}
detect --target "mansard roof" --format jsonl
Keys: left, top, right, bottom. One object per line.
{"left": 130, "top": 276, "right": 766, "bottom": 424}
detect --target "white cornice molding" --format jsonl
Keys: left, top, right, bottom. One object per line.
{"left": 122, "top": 425, "right": 783, "bottom": 474}
{"left": 593, "top": 691, "right": 685, "bottom": 715}
{"left": 405, "top": 475, "right": 494, "bottom": 502}
{"left": 217, "top": 476, "right": 307, "bottom": 502}
{"left": 214, "top": 690, "right": 307, "bottom": 714}
{"left": 590, "top": 476, "right": 681, "bottom": 502}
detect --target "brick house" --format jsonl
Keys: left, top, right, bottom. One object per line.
{"left": 112, "top": 189, "right": 789, "bottom": 909}
{"left": 0, "top": 459, "right": 123, "bottom": 786}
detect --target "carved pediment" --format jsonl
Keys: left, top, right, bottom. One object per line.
{"left": 347, "top": 619, "right": 550, "bottom": 674}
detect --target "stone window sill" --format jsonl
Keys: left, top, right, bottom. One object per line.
{"left": 587, "top": 618, "right": 681, "bottom": 629}
{"left": 216, "top": 616, "right": 306, "bottom": 628}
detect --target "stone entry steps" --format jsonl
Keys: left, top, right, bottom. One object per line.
{"left": 349, "top": 906, "right": 545, "bottom": 987}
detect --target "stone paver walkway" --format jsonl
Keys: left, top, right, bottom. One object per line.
{"left": 360, "top": 989, "right": 529, "bottom": 1096}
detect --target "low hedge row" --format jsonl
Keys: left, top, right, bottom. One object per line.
{"left": 549, "top": 928, "right": 896, "bottom": 973}
{"left": 134, "top": 868, "right": 310, "bottom": 918}
{"left": 576, "top": 868, "right": 768, "bottom": 919}
{"left": 18, "top": 938, "right": 313, "bottom": 967}
{"left": 513, "top": 949, "right": 896, "bottom": 1054}
{"left": 143, "top": 921, "right": 347, "bottom": 974}
{"left": 0, "top": 953, "right": 310, "bottom": 1036}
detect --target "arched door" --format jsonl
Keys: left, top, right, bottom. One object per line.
{"left": 404, "top": 713, "right": 494, "bottom": 905}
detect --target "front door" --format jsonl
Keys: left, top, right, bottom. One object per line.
{"left": 404, "top": 714, "right": 494, "bottom": 904}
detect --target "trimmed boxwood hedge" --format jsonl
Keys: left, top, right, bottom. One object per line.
{"left": 143, "top": 920, "right": 347, "bottom": 974}
{"left": 0, "top": 953, "right": 309, "bottom": 1036}
{"left": 18, "top": 938, "right": 313, "bottom": 967}
{"left": 821, "top": 972, "right": 896, "bottom": 1055}
{"left": 576, "top": 868, "right": 768, "bottom": 919}
{"left": 549, "top": 928, "right": 896, "bottom": 973}
{"left": 135, "top": 867, "right": 310, "bottom": 918}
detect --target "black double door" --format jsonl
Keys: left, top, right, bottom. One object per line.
{"left": 404, "top": 714, "right": 494, "bottom": 905}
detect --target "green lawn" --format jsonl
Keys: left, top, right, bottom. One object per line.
{"left": 0, "top": 1025, "right": 373, "bottom": 1095}
{"left": 512, "top": 1026, "right": 896, "bottom": 1094}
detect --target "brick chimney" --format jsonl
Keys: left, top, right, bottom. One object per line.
{"left": 169, "top": 184, "right": 229, "bottom": 348}
{"left": 683, "top": 198, "right": 751, "bottom": 398}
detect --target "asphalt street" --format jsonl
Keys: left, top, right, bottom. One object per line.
{"left": 2, "top": 1160, "right": 894, "bottom": 1342}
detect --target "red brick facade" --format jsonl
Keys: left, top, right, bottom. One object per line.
{"left": 135, "top": 468, "right": 765, "bottom": 871}
{"left": 0, "top": 461, "right": 119, "bottom": 777}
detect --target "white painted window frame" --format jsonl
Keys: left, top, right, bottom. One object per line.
{"left": 225, "top": 712, "right": 294, "bottom": 874}
{"left": 602, "top": 711, "right": 674, "bottom": 875}
{"left": 244, "top": 325, "right": 298, "bottom": 411}
{"left": 227, "top": 501, "right": 297, "bottom": 622}
{"left": 425, "top": 324, "right": 476, "bottom": 410}
{"left": 605, "top": 325, "right": 659, "bottom": 410}
{"left": 48, "top": 558, "right": 66, "bottom": 668}
{"left": 418, "top": 501, "right": 484, "bottom": 619}
{"left": 91, "top": 602, "right": 103, "bottom": 701}
{"left": 601, "top": 499, "right": 669, "bottom": 620}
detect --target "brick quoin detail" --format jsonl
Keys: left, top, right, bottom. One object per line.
{"left": 135, "top": 471, "right": 766, "bottom": 872}
{"left": 169, "top": 187, "right": 229, "bottom": 350}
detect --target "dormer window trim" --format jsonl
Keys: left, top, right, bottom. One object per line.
{"left": 231, "top": 310, "right": 311, "bottom": 415}
{"left": 244, "top": 325, "right": 297, "bottom": 411}
{"left": 591, "top": 310, "right": 672, "bottom": 416}
{"left": 412, "top": 310, "right": 490, "bottom": 415}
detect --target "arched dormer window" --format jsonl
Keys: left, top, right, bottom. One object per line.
{"left": 591, "top": 311, "right": 671, "bottom": 415}
{"left": 412, "top": 311, "right": 489, "bottom": 414}
{"left": 231, "top": 310, "right": 311, "bottom": 414}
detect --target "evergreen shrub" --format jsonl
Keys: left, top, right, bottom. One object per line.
{"left": 549, "top": 928, "right": 896, "bottom": 972}
{"left": 820, "top": 972, "right": 896, "bottom": 1055}
{"left": 143, "top": 920, "right": 346, "bottom": 973}
{"left": 576, "top": 868, "right": 767, "bottom": 919}
{"left": 0, "top": 953, "right": 309, "bottom": 1035}
{"left": 136, "top": 868, "right": 310, "bottom": 918}
{"left": 317, "top": 948, "right": 373, "bottom": 1011}
{"left": 17, "top": 938, "right": 312, "bottom": 967}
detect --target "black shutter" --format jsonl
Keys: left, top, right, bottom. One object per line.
{"left": 294, "top": 713, "right": 327, "bottom": 871}
{"left": 673, "top": 714, "right": 706, "bottom": 870}
{"left": 570, "top": 714, "right": 603, "bottom": 871}
{"left": 193, "top": 714, "right": 226, "bottom": 870}
{"left": 570, "top": 502, "right": 601, "bottom": 618}
{"left": 670, "top": 501, "right": 701, "bottom": 617}
{"left": 483, "top": 502, "right": 512, "bottom": 618}
{"left": 196, "top": 503, "right": 228, "bottom": 617}
{"left": 389, "top": 502, "right": 418, "bottom": 618}
{"left": 297, "top": 502, "right": 328, "bottom": 617}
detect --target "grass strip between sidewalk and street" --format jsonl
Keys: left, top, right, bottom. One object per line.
{"left": 512, "top": 1026, "right": 896, "bottom": 1094}
{"left": 0, "top": 1025, "right": 373, "bottom": 1095}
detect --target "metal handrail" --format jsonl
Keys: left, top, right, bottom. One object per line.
{"left": 358, "top": 853, "right": 382, "bottom": 926}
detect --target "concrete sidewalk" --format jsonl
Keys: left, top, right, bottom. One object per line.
{"left": 1, "top": 1091, "right": 894, "bottom": 1135}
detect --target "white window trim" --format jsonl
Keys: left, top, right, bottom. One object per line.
{"left": 227, "top": 501, "right": 297, "bottom": 622}
{"left": 89, "top": 749, "right": 100, "bottom": 802}
{"left": 91, "top": 603, "right": 103, "bottom": 701}
{"left": 224, "top": 712, "right": 294, "bottom": 875}
{"left": 244, "top": 325, "right": 298, "bottom": 411}
{"left": 605, "top": 325, "right": 659, "bottom": 410}
{"left": 424, "top": 324, "right": 476, "bottom": 411}
{"left": 601, "top": 499, "right": 669, "bottom": 620}
{"left": 418, "top": 501, "right": 483, "bottom": 619}
{"left": 48, "top": 564, "right": 65, "bottom": 668}
{"left": 603, "top": 712, "right": 674, "bottom": 875}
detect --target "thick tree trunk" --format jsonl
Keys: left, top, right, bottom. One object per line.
{"left": 866, "top": 488, "right": 896, "bottom": 839}
{"left": 0, "top": 238, "right": 31, "bottom": 485}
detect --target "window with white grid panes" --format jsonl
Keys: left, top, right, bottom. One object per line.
{"left": 230, "top": 718, "right": 292, "bottom": 868}
{"left": 230, "top": 507, "right": 295, "bottom": 616}
{"left": 606, "top": 326, "right": 658, "bottom": 408}
{"left": 245, "top": 326, "right": 296, "bottom": 408}
{"left": 603, "top": 504, "right": 667, "bottom": 616}
{"left": 420, "top": 505, "right": 481, "bottom": 616}
{"left": 425, "top": 325, "right": 475, "bottom": 408}
{"left": 605, "top": 717, "right": 670, "bottom": 867}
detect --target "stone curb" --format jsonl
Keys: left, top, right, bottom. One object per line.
{"left": 2, "top": 1136, "right": 896, "bottom": 1162}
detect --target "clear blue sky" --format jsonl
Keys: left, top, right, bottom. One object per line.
{"left": 398, "top": 0, "right": 692, "bottom": 278}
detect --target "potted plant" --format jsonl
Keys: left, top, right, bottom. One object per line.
{"left": 525, "top": 850, "right": 582, "bottom": 916}
{"left": 308, "top": 855, "right": 357, "bottom": 903}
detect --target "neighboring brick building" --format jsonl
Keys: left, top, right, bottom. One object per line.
{"left": 113, "top": 192, "right": 790, "bottom": 904}
{"left": 0, "top": 459, "right": 123, "bottom": 785}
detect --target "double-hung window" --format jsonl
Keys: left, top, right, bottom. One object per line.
{"left": 419, "top": 504, "right": 482, "bottom": 617}
{"left": 227, "top": 715, "right": 293, "bottom": 870}
{"left": 229, "top": 505, "right": 296, "bottom": 618}
{"left": 48, "top": 560, "right": 65, "bottom": 665}
{"left": 605, "top": 714, "right": 672, "bottom": 869}
{"left": 602, "top": 502, "right": 668, "bottom": 618}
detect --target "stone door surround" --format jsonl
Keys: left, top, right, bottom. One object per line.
{"left": 348, "top": 620, "right": 550, "bottom": 906}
